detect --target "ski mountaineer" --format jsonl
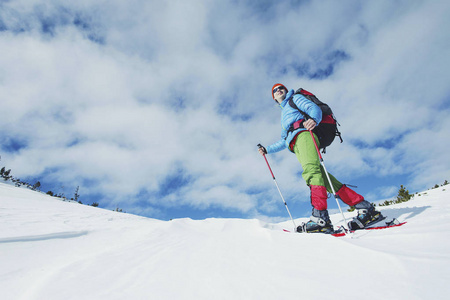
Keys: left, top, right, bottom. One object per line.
{"left": 258, "top": 83, "right": 382, "bottom": 233}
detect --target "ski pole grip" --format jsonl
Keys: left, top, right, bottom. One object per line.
{"left": 257, "top": 144, "right": 267, "bottom": 154}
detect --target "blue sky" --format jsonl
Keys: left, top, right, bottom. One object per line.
{"left": 1, "top": 0, "right": 449, "bottom": 222}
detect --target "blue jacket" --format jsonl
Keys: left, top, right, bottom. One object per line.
{"left": 266, "top": 89, "right": 322, "bottom": 154}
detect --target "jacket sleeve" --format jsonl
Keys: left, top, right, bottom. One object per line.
{"left": 266, "top": 138, "right": 286, "bottom": 154}
{"left": 266, "top": 124, "right": 288, "bottom": 154}
{"left": 292, "top": 94, "right": 322, "bottom": 124}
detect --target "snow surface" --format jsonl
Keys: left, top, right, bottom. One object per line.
{"left": 1, "top": 182, "right": 449, "bottom": 300}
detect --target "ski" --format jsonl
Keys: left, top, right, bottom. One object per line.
{"left": 331, "top": 218, "right": 406, "bottom": 237}
{"left": 282, "top": 218, "right": 406, "bottom": 236}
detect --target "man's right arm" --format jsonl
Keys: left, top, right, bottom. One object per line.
{"left": 265, "top": 139, "right": 286, "bottom": 154}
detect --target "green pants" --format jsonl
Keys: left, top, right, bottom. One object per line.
{"left": 293, "top": 131, "right": 343, "bottom": 193}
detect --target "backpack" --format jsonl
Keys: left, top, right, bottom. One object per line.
{"left": 288, "top": 88, "right": 343, "bottom": 152}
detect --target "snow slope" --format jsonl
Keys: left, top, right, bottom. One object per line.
{"left": 1, "top": 182, "right": 449, "bottom": 300}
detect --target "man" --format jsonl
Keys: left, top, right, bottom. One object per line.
{"left": 258, "top": 83, "right": 382, "bottom": 233}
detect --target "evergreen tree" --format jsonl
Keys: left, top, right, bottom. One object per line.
{"left": 32, "top": 181, "right": 41, "bottom": 191}
{"left": 396, "top": 185, "right": 412, "bottom": 203}
{"left": 2, "top": 169, "right": 12, "bottom": 181}
{"left": 74, "top": 186, "right": 80, "bottom": 202}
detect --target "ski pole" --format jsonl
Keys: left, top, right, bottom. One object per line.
{"left": 258, "top": 144, "right": 297, "bottom": 231}
{"left": 308, "top": 131, "right": 350, "bottom": 232}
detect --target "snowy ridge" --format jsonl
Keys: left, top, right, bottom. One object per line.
{"left": 1, "top": 182, "right": 449, "bottom": 300}
{"left": 0, "top": 231, "right": 89, "bottom": 244}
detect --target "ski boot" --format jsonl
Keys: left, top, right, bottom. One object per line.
{"left": 348, "top": 201, "right": 383, "bottom": 230}
{"left": 297, "top": 209, "right": 334, "bottom": 234}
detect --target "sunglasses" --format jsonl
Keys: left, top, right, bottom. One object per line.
{"left": 273, "top": 86, "right": 285, "bottom": 94}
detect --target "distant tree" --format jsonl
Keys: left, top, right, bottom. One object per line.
{"left": 91, "top": 202, "right": 99, "bottom": 207}
{"left": 47, "top": 191, "right": 54, "bottom": 196}
{"left": 379, "top": 185, "right": 414, "bottom": 207}
{"left": 379, "top": 200, "right": 393, "bottom": 207}
{"left": 1, "top": 168, "right": 11, "bottom": 180}
{"left": 396, "top": 185, "right": 412, "bottom": 203}
{"left": 32, "top": 181, "right": 41, "bottom": 191}
{"left": 443, "top": 180, "right": 449, "bottom": 186}
{"left": 74, "top": 186, "right": 80, "bottom": 202}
